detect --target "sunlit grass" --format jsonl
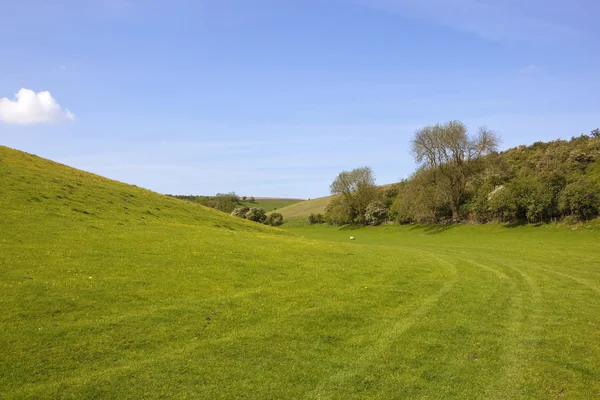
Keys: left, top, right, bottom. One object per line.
{"left": 1, "top": 146, "right": 599, "bottom": 399}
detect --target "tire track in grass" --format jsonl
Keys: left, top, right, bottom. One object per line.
{"left": 535, "top": 267, "right": 600, "bottom": 295}
{"left": 464, "top": 253, "right": 542, "bottom": 399}
{"left": 308, "top": 250, "right": 458, "bottom": 399}
{"left": 432, "top": 250, "right": 533, "bottom": 399}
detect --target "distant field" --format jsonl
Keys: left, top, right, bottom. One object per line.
{"left": 238, "top": 198, "right": 303, "bottom": 212}
{"left": 2, "top": 145, "right": 600, "bottom": 399}
{"left": 269, "top": 195, "right": 332, "bottom": 221}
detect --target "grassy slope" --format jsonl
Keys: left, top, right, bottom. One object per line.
{"left": 2, "top": 146, "right": 600, "bottom": 399}
{"left": 269, "top": 195, "right": 332, "bottom": 221}
{"left": 238, "top": 198, "right": 302, "bottom": 212}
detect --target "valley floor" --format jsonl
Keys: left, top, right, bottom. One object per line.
{"left": 2, "top": 220, "right": 599, "bottom": 399}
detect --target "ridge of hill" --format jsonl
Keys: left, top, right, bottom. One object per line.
{"left": 0, "top": 146, "right": 282, "bottom": 235}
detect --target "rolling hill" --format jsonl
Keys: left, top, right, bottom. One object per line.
{"left": 1, "top": 145, "right": 600, "bottom": 399}
{"left": 269, "top": 195, "right": 333, "bottom": 221}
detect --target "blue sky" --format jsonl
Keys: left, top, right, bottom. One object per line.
{"left": 1, "top": 0, "right": 599, "bottom": 198}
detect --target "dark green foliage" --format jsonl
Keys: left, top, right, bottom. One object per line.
{"left": 558, "top": 177, "right": 600, "bottom": 220}
{"left": 265, "top": 212, "right": 284, "bottom": 226}
{"left": 307, "top": 213, "right": 324, "bottom": 225}
{"left": 170, "top": 192, "right": 240, "bottom": 213}
{"left": 324, "top": 196, "right": 353, "bottom": 225}
{"left": 489, "top": 177, "right": 555, "bottom": 222}
{"left": 397, "top": 130, "right": 600, "bottom": 224}
{"left": 231, "top": 207, "right": 250, "bottom": 218}
{"left": 245, "top": 207, "right": 267, "bottom": 223}
{"left": 391, "top": 170, "right": 447, "bottom": 224}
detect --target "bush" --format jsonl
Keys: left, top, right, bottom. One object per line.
{"left": 245, "top": 207, "right": 267, "bottom": 223}
{"left": 307, "top": 213, "right": 324, "bottom": 225}
{"left": 231, "top": 207, "right": 249, "bottom": 218}
{"left": 558, "top": 177, "right": 600, "bottom": 220}
{"left": 489, "top": 177, "right": 555, "bottom": 222}
{"left": 365, "top": 201, "right": 388, "bottom": 225}
{"left": 265, "top": 212, "right": 284, "bottom": 226}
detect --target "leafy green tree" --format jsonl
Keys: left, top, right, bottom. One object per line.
{"left": 391, "top": 168, "right": 450, "bottom": 224}
{"left": 329, "top": 166, "right": 379, "bottom": 223}
{"left": 324, "top": 196, "right": 352, "bottom": 225}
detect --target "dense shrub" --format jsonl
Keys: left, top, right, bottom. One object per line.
{"left": 558, "top": 177, "right": 600, "bottom": 220}
{"left": 307, "top": 213, "right": 324, "bottom": 225}
{"left": 172, "top": 193, "right": 240, "bottom": 213}
{"left": 245, "top": 207, "right": 267, "bottom": 223}
{"left": 265, "top": 212, "right": 284, "bottom": 226}
{"left": 365, "top": 201, "right": 388, "bottom": 225}
{"left": 324, "top": 196, "right": 352, "bottom": 225}
{"left": 231, "top": 207, "right": 249, "bottom": 218}
{"left": 323, "top": 130, "right": 600, "bottom": 225}
{"left": 391, "top": 171, "right": 441, "bottom": 224}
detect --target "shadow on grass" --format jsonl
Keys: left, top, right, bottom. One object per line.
{"left": 503, "top": 220, "right": 545, "bottom": 228}
{"left": 338, "top": 224, "right": 366, "bottom": 231}
{"left": 408, "top": 224, "right": 457, "bottom": 235}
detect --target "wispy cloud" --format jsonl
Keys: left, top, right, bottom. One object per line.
{"left": 519, "top": 64, "right": 541, "bottom": 74}
{"left": 0, "top": 88, "right": 75, "bottom": 125}
{"left": 352, "top": 0, "right": 580, "bottom": 44}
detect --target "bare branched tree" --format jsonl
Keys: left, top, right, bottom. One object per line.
{"left": 411, "top": 121, "right": 500, "bottom": 221}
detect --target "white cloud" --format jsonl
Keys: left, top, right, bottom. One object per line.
{"left": 519, "top": 64, "right": 541, "bottom": 74}
{"left": 0, "top": 88, "right": 75, "bottom": 125}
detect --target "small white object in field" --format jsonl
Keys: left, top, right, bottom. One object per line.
{"left": 350, "top": 236, "right": 355, "bottom": 240}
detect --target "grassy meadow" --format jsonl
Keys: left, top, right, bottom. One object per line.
{"left": 1, "top": 146, "right": 600, "bottom": 399}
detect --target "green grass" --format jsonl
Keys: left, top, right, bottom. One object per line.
{"left": 2, "top": 145, "right": 600, "bottom": 399}
{"left": 270, "top": 195, "right": 332, "bottom": 221}
{"left": 238, "top": 198, "right": 302, "bottom": 212}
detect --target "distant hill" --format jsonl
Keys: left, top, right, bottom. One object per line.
{"left": 270, "top": 195, "right": 333, "bottom": 221}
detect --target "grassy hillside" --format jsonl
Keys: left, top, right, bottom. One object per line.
{"left": 238, "top": 198, "right": 302, "bottom": 212}
{"left": 270, "top": 195, "right": 333, "bottom": 221}
{"left": 2, "top": 145, "right": 600, "bottom": 399}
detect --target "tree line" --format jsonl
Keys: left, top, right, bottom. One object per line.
{"left": 168, "top": 192, "right": 256, "bottom": 214}
{"left": 315, "top": 122, "right": 600, "bottom": 226}
{"left": 167, "top": 192, "right": 283, "bottom": 226}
